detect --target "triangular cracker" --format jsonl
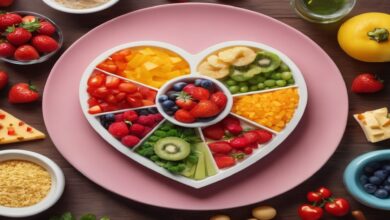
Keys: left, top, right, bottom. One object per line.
{"left": 0, "top": 109, "right": 45, "bottom": 145}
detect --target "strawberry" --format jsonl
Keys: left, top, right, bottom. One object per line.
{"left": 351, "top": 73, "right": 384, "bottom": 93}
{"left": 136, "top": 115, "right": 155, "bottom": 126}
{"left": 114, "top": 113, "right": 124, "bottom": 122}
{"left": 37, "top": 21, "right": 56, "bottom": 36}
{"left": 31, "top": 35, "right": 59, "bottom": 53}
{"left": 121, "top": 135, "right": 140, "bottom": 148}
{"left": 230, "top": 137, "right": 249, "bottom": 149}
{"left": 183, "top": 83, "right": 196, "bottom": 94}
{"left": 203, "top": 123, "right": 225, "bottom": 140}
{"left": 0, "top": 0, "right": 14, "bottom": 7}
{"left": 226, "top": 123, "right": 243, "bottom": 135}
{"left": 214, "top": 155, "right": 236, "bottom": 169}
{"left": 129, "top": 123, "right": 145, "bottom": 137}
{"left": 14, "top": 45, "right": 39, "bottom": 61}
{"left": 108, "top": 122, "right": 129, "bottom": 138}
{"left": 190, "top": 87, "right": 210, "bottom": 100}
{"left": 22, "top": 15, "right": 37, "bottom": 23}
{"left": 174, "top": 109, "right": 195, "bottom": 123}
{"left": 210, "top": 91, "right": 227, "bottom": 109}
{"left": 222, "top": 116, "right": 240, "bottom": 128}
{"left": 190, "top": 100, "right": 220, "bottom": 118}
{"left": 254, "top": 129, "right": 273, "bottom": 144}
{"left": 243, "top": 147, "right": 253, "bottom": 155}
{"left": 6, "top": 27, "right": 32, "bottom": 45}
{"left": 0, "top": 70, "right": 8, "bottom": 90}
{"left": 0, "top": 42, "right": 15, "bottom": 57}
{"left": 123, "top": 110, "right": 138, "bottom": 122}
{"left": 8, "top": 82, "right": 40, "bottom": 103}
{"left": 209, "top": 141, "right": 232, "bottom": 154}
{"left": 88, "top": 105, "right": 102, "bottom": 114}
{"left": 243, "top": 131, "right": 259, "bottom": 144}
{"left": 176, "top": 92, "right": 196, "bottom": 110}
{"left": 0, "top": 13, "right": 22, "bottom": 30}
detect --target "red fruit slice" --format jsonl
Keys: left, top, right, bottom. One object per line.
{"left": 214, "top": 155, "right": 236, "bottom": 169}
{"left": 243, "top": 131, "right": 259, "bottom": 144}
{"left": 254, "top": 129, "right": 273, "bottom": 144}
{"left": 203, "top": 123, "right": 225, "bottom": 140}
{"left": 226, "top": 123, "right": 243, "bottom": 135}
{"left": 230, "top": 137, "right": 249, "bottom": 149}
{"left": 209, "top": 141, "right": 232, "bottom": 154}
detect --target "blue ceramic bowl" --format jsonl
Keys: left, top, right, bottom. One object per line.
{"left": 344, "top": 150, "right": 390, "bottom": 210}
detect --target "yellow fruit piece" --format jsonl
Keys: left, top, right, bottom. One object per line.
{"left": 119, "top": 47, "right": 189, "bottom": 88}
{"left": 232, "top": 88, "right": 299, "bottom": 132}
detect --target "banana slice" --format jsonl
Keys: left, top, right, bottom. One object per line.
{"left": 218, "top": 48, "right": 237, "bottom": 63}
{"left": 198, "top": 61, "right": 229, "bottom": 79}
{"left": 207, "top": 55, "right": 228, "bottom": 69}
{"left": 231, "top": 47, "right": 256, "bottom": 66}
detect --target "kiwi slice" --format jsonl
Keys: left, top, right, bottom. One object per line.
{"left": 256, "top": 51, "right": 281, "bottom": 73}
{"left": 230, "top": 66, "right": 262, "bottom": 82}
{"left": 154, "top": 137, "right": 191, "bottom": 161}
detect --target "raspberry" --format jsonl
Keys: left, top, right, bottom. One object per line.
{"left": 121, "top": 135, "right": 140, "bottom": 148}
{"left": 129, "top": 123, "right": 145, "bottom": 137}
{"left": 123, "top": 110, "right": 138, "bottom": 122}
{"left": 114, "top": 113, "right": 124, "bottom": 122}
{"left": 153, "top": 113, "right": 163, "bottom": 122}
{"left": 108, "top": 122, "right": 129, "bottom": 138}
{"left": 137, "top": 115, "right": 155, "bottom": 126}
{"left": 141, "top": 126, "right": 152, "bottom": 137}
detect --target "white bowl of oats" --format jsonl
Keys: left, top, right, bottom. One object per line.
{"left": 42, "top": 0, "right": 119, "bottom": 14}
{"left": 0, "top": 150, "right": 65, "bottom": 218}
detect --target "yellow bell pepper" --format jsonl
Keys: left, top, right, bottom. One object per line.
{"left": 338, "top": 12, "right": 390, "bottom": 62}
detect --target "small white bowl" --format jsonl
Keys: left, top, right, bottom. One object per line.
{"left": 42, "top": 0, "right": 119, "bottom": 14}
{"left": 156, "top": 75, "right": 233, "bottom": 128}
{"left": 0, "top": 150, "right": 65, "bottom": 218}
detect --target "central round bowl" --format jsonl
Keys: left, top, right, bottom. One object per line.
{"left": 156, "top": 75, "right": 233, "bottom": 128}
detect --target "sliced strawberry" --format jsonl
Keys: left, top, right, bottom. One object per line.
{"left": 203, "top": 123, "right": 225, "bottom": 140}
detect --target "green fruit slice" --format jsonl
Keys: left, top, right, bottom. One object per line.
{"left": 230, "top": 66, "right": 262, "bottom": 82}
{"left": 154, "top": 137, "right": 191, "bottom": 161}
{"left": 256, "top": 51, "right": 281, "bottom": 73}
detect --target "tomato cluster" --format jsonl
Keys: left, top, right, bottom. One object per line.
{"left": 298, "top": 187, "right": 350, "bottom": 220}
{"left": 87, "top": 70, "right": 156, "bottom": 114}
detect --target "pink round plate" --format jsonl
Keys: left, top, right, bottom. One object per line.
{"left": 43, "top": 3, "right": 348, "bottom": 210}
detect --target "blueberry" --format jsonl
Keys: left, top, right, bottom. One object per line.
{"left": 165, "top": 110, "right": 174, "bottom": 116}
{"left": 385, "top": 176, "right": 390, "bottom": 185}
{"left": 369, "top": 176, "right": 383, "bottom": 185}
{"left": 171, "top": 105, "right": 179, "bottom": 112}
{"left": 374, "top": 169, "right": 389, "bottom": 179}
{"left": 167, "top": 91, "right": 180, "bottom": 100}
{"left": 194, "top": 79, "right": 203, "bottom": 86}
{"left": 148, "top": 108, "right": 158, "bottom": 114}
{"left": 100, "top": 114, "right": 115, "bottom": 128}
{"left": 384, "top": 185, "right": 390, "bottom": 192}
{"left": 363, "top": 183, "right": 377, "bottom": 194}
{"left": 374, "top": 189, "right": 389, "bottom": 199}
{"left": 200, "top": 79, "right": 214, "bottom": 89}
{"left": 197, "top": 116, "right": 216, "bottom": 122}
{"left": 360, "top": 175, "right": 369, "bottom": 185}
{"left": 162, "top": 100, "right": 175, "bottom": 109}
{"left": 173, "top": 82, "right": 188, "bottom": 91}
{"left": 158, "top": 95, "right": 169, "bottom": 103}
{"left": 138, "top": 109, "right": 149, "bottom": 115}
{"left": 382, "top": 164, "right": 390, "bottom": 172}
{"left": 364, "top": 162, "right": 381, "bottom": 174}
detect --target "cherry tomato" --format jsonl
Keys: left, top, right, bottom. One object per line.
{"left": 317, "top": 187, "right": 332, "bottom": 199}
{"left": 306, "top": 192, "right": 322, "bottom": 203}
{"left": 324, "top": 198, "right": 350, "bottom": 217}
{"left": 105, "top": 76, "right": 120, "bottom": 88}
{"left": 118, "top": 82, "right": 138, "bottom": 93}
{"left": 298, "top": 204, "right": 323, "bottom": 220}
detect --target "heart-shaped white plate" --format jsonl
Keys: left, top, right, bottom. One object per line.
{"left": 79, "top": 41, "right": 307, "bottom": 188}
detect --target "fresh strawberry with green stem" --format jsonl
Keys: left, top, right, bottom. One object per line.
{"left": 190, "top": 100, "right": 220, "bottom": 118}
{"left": 21, "top": 15, "right": 37, "bottom": 23}
{"left": 210, "top": 91, "right": 227, "bottom": 109}
{"left": 0, "top": 13, "right": 22, "bottom": 30}
{"left": 0, "top": 42, "right": 15, "bottom": 57}
{"left": 6, "top": 26, "right": 32, "bottom": 45}
{"left": 37, "top": 21, "right": 56, "bottom": 36}
{"left": 214, "top": 155, "right": 236, "bottom": 169}
{"left": 31, "top": 35, "right": 59, "bottom": 53}
{"left": 243, "top": 131, "right": 259, "bottom": 144}
{"left": 226, "top": 123, "right": 243, "bottom": 135}
{"left": 209, "top": 141, "right": 232, "bottom": 154}
{"left": 0, "top": 0, "right": 14, "bottom": 7}
{"left": 351, "top": 73, "right": 384, "bottom": 93}
{"left": 222, "top": 116, "right": 240, "bottom": 128}
{"left": 14, "top": 45, "right": 39, "bottom": 61}
{"left": 8, "top": 82, "right": 40, "bottom": 103}
{"left": 175, "top": 92, "right": 196, "bottom": 110}
{"left": 230, "top": 137, "right": 249, "bottom": 149}
{"left": 183, "top": 83, "right": 196, "bottom": 94}
{"left": 203, "top": 123, "right": 225, "bottom": 140}
{"left": 190, "top": 87, "right": 210, "bottom": 100}
{"left": 254, "top": 129, "right": 273, "bottom": 144}
{"left": 174, "top": 109, "right": 195, "bottom": 123}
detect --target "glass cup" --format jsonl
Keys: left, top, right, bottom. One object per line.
{"left": 291, "top": 0, "right": 356, "bottom": 23}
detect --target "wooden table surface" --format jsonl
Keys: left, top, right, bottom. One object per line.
{"left": 1, "top": 0, "right": 390, "bottom": 219}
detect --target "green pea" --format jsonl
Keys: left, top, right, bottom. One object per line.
{"left": 226, "top": 79, "right": 237, "bottom": 86}
{"left": 238, "top": 82, "right": 248, "bottom": 87}
{"left": 264, "top": 79, "right": 276, "bottom": 87}
{"left": 288, "top": 78, "right": 295, "bottom": 85}
{"left": 240, "top": 86, "right": 249, "bottom": 93}
{"left": 276, "top": 80, "right": 287, "bottom": 87}
{"left": 250, "top": 85, "right": 259, "bottom": 91}
{"left": 255, "top": 76, "right": 266, "bottom": 83}
{"left": 279, "top": 63, "right": 290, "bottom": 72}
{"left": 281, "top": 72, "right": 292, "bottom": 80}
{"left": 257, "top": 83, "right": 265, "bottom": 90}
{"left": 271, "top": 73, "right": 282, "bottom": 80}
{"left": 248, "top": 78, "right": 259, "bottom": 85}
{"left": 263, "top": 72, "right": 272, "bottom": 78}
{"left": 229, "top": 85, "right": 240, "bottom": 94}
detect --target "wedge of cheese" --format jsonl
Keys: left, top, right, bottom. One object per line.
{"left": 0, "top": 109, "right": 45, "bottom": 145}
{"left": 354, "top": 107, "right": 390, "bottom": 143}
